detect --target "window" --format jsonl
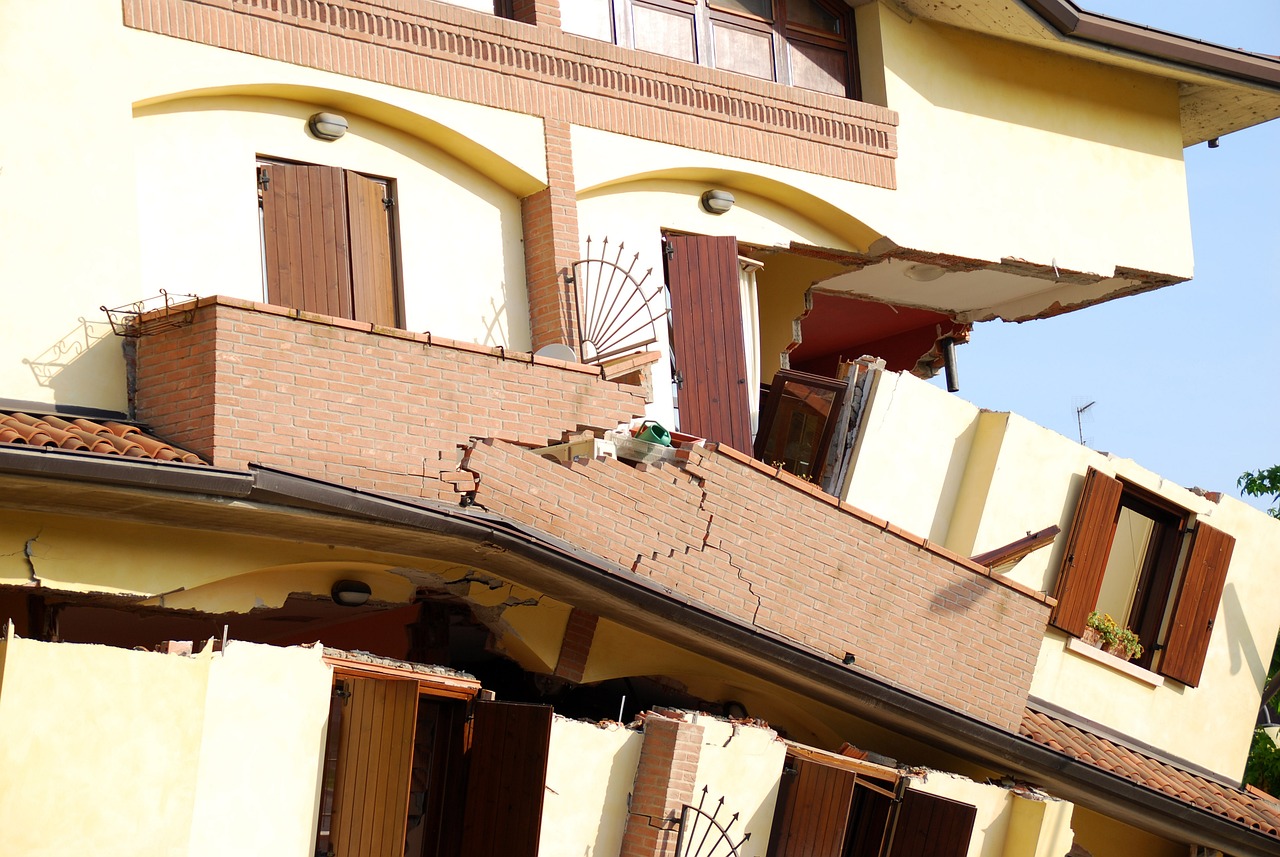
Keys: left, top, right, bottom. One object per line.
{"left": 1050, "top": 468, "right": 1236, "bottom": 686}
{"left": 767, "top": 751, "right": 975, "bottom": 857}
{"left": 754, "top": 369, "right": 849, "bottom": 482}
{"left": 562, "top": 0, "right": 858, "bottom": 97}
{"left": 257, "top": 160, "right": 401, "bottom": 327}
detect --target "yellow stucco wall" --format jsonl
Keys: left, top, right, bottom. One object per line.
{"left": 540, "top": 717, "right": 643, "bottom": 857}
{"left": 694, "top": 717, "right": 786, "bottom": 850}
{"left": 907, "top": 771, "right": 1076, "bottom": 857}
{"left": 187, "top": 641, "right": 333, "bottom": 857}
{"left": 0, "top": 636, "right": 332, "bottom": 857}
{"left": 843, "top": 367, "right": 1280, "bottom": 780}
{"left": 1068, "top": 804, "right": 1184, "bottom": 857}
{"left": 873, "top": 12, "right": 1192, "bottom": 295}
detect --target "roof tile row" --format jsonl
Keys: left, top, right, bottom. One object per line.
{"left": 1021, "top": 708, "right": 1280, "bottom": 839}
{"left": 0, "top": 411, "right": 207, "bottom": 465}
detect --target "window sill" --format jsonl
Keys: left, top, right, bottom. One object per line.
{"left": 1065, "top": 637, "right": 1165, "bottom": 688}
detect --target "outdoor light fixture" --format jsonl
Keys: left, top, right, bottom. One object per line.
{"left": 331, "top": 579, "right": 372, "bottom": 607}
{"left": 700, "top": 189, "right": 735, "bottom": 215}
{"left": 308, "top": 112, "right": 349, "bottom": 141}
{"left": 903, "top": 263, "right": 945, "bottom": 283}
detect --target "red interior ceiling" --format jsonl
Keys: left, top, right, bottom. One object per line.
{"left": 788, "top": 293, "right": 954, "bottom": 376}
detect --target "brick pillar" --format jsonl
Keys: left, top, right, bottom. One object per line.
{"left": 510, "top": 0, "right": 561, "bottom": 27}
{"left": 621, "top": 713, "right": 704, "bottom": 857}
{"left": 521, "top": 118, "right": 580, "bottom": 354}
{"left": 553, "top": 608, "right": 598, "bottom": 683}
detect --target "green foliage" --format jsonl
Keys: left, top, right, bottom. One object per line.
{"left": 1085, "top": 611, "right": 1143, "bottom": 658}
{"left": 1237, "top": 465, "right": 1280, "bottom": 519}
{"left": 1244, "top": 631, "right": 1280, "bottom": 794}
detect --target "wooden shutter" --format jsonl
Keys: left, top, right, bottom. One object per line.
{"left": 1050, "top": 468, "right": 1123, "bottom": 635}
{"left": 328, "top": 677, "right": 419, "bottom": 857}
{"left": 664, "top": 234, "right": 754, "bottom": 455}
{"left": 767, "top": 756, "right": 858, "bottom": 857}
{"left": 1160, "top": 522, "right": 1235, "bottom": 687}
{"left": 346, "top": 172, "right": 399, "bottom": 327}
{"left": 886, "top": 790, "right": 976, "bottom": 857}
{"left": 458, "top": 700, "right": 553, "bottom": 857}
{"left": 260, "top": 162, "right": 354, "bottom": 320}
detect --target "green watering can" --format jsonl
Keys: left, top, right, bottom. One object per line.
{"left": 635, "top": 421, "right": 672, "bottom": 447}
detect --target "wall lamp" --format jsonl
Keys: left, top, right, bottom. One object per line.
{"left": 331, "top": 579, "right": 372, "bottom": 607}
{"left": 308, "top": 112, "right": 349, "bottom": 141}
{"left": 700, "top": 189, "right": 735, "bottom": 215}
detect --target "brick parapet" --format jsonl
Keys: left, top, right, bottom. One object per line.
{"left": 456, "top": 437, "right": 1049, "bottom": 732}
{"left": 122, "top": 0, "right": 898, "bottom": 186}
{"left": 132, "top": 298, "right": 647, "bottom": 497}
{"left": 522, "top": 119, "right": 581, "bottom": 352}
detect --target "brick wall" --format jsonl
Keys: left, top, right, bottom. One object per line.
{"left": 522, "top": 119, "right": 581, "bottom": 352}
{"left": 133, "top": 298, "right": 648, "bottom": 501}
{"left": 453, "top": 439, "right": 1051, "bottom": 732}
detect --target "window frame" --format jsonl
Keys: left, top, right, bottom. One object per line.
{"left": 565, "top": 0, "right": 860, "bottom": 98}
{"left": 1050, "top": 467, "right": 1235, "bottom": 686}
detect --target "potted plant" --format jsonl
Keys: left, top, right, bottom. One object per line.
{"left": 1083, "top": 612, "right": 1144, "bottom": 661}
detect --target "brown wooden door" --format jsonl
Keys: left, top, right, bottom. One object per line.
{"left": 458, "top": 700, "right": 553, "bottom": 857}
{"left": 767, "top": 756, "right": 858, "bottom": 857}
{"left": 328, "top": 677, "right": 420, "bottom": 857}
{"left": 664, "top": 234, "right": 754, "bottom": 454}
{"left": 1161, "top": 522, "right": 1235, "bottom": 686}
{"left": 886, "top": 790, "right": 976, "bottom": 857}
{"left": 1050, "top": 467, "right": 1124, "bottom": 635}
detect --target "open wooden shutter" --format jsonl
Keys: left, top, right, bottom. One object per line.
{"left": 664, "top": 234, "right": 754, "bottom": 455}
{"left": 1050, "top": 468, "right": 1123, "bottom": 635}
{"left": 767, "top": 756, "right": 858, "bottom": 857}
{"left": 458, "top": 700, "right": 553, "bottom": 857}
{"left": 346, "top": 172, "right": 399, "bottom": 327}
{"left": 328, "top": 677, "right": 419, "bottom": 857}
{"left": 1160, "top": 522, "right": 1235, "bottom": 687}
{"left": 886, "top": 790, "right": 976, "bottom": 857}
{"left": 260, "top": 162, "right": 354, "bottom": 320}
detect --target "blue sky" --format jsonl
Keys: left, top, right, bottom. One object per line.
{"left": 934, "top": 1, "right": 1280, "bottom": 513}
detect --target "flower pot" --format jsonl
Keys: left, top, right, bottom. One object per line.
{"left": 1081, "top": 628, "right": 1103, "bottom": 648}
{"left": 1103, "top": 643, "right": 1134, "bottom": 661}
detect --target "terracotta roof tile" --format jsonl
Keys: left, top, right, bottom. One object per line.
{"left": 1021, "top": 708, "right": 1280, "bottom": 840}
{"left": 0, "top": 411, "right": 207, "bottom": 465}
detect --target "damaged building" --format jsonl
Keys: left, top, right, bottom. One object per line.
{"left": 2, "top": 1, "right": 1280, "bottom": 855}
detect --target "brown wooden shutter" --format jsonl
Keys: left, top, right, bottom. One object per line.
{"left": 1160, "top": 522, "right": 1235, "bottom": 687}
{"left": 346, "top": 172, "right": 399, "bottom": 327}
{"left": 458, "top": 700, "right": 553, "bottom": 857}
{"left": 767, "top": 756, "right": 858, "bottom": 857}
{"left": 328, "top": 677, "right": 419, "bottom": 857}
{"left": 260, "top": 162, "right": 353, "bottom": 319}
{"left": 1050, "top": 467, "right": 1123, "bottom": 635}
{"left": 886, "top": 790, "right": 976, "bottom": 857}
{"left": 664, "top": 234, "right": 754, "bottom": 455}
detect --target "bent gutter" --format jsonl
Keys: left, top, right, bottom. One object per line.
{"left": 0, "top": 450, "right": 1273, "bottom": 857}
{"left": 1025, "top": 0, "right": 1280, "bottom": 88}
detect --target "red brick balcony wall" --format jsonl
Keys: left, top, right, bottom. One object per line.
{"left": 456, "top": 437, "right": 1052, "bottom": 732}
{"left": 133, "top": 298, "right": 648, "bottom": 501}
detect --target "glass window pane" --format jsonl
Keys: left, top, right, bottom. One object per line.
{"left": 789, "top": 40, "right": 846, "bottom": 95}
{"left": 789, "top": 0, "right": 840, "bottom": 34}
{"left": 758, "top": 380, "right": 837, "bottom": 478}
{"left": 634, "top": 2, "right": 697, "bottom": 62}
{"left": 562, "top": 0, "right": 615, "bottom": 42}
{"left": 710, "top": 0, "right": 771, "bottom": 20}
{"left": 713, "top": 21, "right": 775, "bottom": 80}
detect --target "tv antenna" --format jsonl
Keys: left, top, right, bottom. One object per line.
{"left": 1074, "top": 399, "right": 1096, "bottom": 447}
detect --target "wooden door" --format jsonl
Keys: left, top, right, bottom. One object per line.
{"left": 767, "top": 756, "right": 858, "bottom": 857}
{"left": 886, "top": 790, "right": 976, "bottom": 857}
{"left": 346, "top": 172, "right": 399, "bottom": 327}
{"left": 328, "top": 677, "right": 419, "bottom": 857}
{"left": 458, "top": 700, "right": 553, "bottom": 857}
{"left": 664, "top": 234, "right": 754, "bottom": 454}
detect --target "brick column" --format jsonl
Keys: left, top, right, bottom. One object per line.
{"left": 621, "top": 713, "right": 704, "bottom": 857}
{"left": 521, "top": 118, "right": 581, "bottom": 354}
{"left": 553, "top": 608, "right": 598, "bottom": 683}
